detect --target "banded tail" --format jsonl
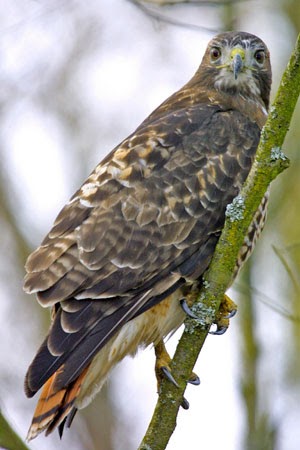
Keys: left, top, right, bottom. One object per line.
{"left": 26, "top": 364, "right": 89, "bottom": 441}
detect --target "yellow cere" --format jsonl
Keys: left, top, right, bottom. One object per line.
{"left": 230, "top": 47, "right": 245, "bottom": 60}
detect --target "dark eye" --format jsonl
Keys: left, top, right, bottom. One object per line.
{"left": 254, "top": 49, "right": 265, "bottom": 64}
{"left": 210, "top": 47, "right": 221, "bottom": 61}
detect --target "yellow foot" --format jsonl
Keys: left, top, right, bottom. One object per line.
{"left": 154, "top": 340, "right": 200, "bottom": 393}
{"left": 154, "top": 340, "right": 176, "bottom": 391}
{"left": 210, "top": 294, "right": 237, "bottom": 335}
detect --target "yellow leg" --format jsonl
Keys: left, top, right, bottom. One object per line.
{"left": 154, "top": 340, "right": 175, "bottom": 391}
{"left": 154, "top": 340, "right": 200, "bottom": 393}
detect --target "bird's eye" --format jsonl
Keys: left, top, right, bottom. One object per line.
{"left": 210, "top": 47, "right": 221, "bottom": 61}
{"left": 254, "top": 49, "right": 265, "bottom": 64}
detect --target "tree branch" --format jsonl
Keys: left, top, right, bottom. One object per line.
{"left": 128, "top": 0, "right": 221, "bottom": 32}
{"left": 138, "top": 33, "right": 300, "bottom": 450}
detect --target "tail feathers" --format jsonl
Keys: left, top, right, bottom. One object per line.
{"left": 27, "top": 365, "right": 89, "bottom": 441}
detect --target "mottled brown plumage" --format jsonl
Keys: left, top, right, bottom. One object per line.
{"left": 24, "top": 31, "right": 272, "bottom": 440}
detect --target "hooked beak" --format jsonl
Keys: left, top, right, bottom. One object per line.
{"left": 230, "top": 48, "right": 245, "bottom": 80}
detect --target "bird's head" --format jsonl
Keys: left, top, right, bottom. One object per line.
{"left": 198, "top": 31, "right": 272, "bottom": 110}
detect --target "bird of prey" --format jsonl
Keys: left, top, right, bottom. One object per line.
{"left": 24, "top": 31, "right": 272, "bottom": 440}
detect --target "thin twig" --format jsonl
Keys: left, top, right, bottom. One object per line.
{"left": 128, "top": 0, "right": 220, "bottom": 32}
{"left": 234, "top": 282, "right": 300, "bottom": 322}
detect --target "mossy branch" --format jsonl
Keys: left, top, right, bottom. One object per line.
{"left": 138, "top": 33, "right": 300, "bottom": 450}
{"left": 0, "top": 411, "right": 30, "bottom": 450}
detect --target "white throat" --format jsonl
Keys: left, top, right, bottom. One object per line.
{"left": 214, "top": 67, "right": 261, "bottom": 97}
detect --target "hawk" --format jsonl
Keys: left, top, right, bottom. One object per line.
{"left": 24, "top": 31, "right": 272, "bottom": 440}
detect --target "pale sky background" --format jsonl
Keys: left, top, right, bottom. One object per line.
{"left": 0, "top": 1, "right": 299, "bottom": 450}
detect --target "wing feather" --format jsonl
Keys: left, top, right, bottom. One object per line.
{"left": 24, "top": 104, "right": 261, "bottom": 397}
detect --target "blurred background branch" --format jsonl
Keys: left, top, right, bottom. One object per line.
{"left": 0, "top": 411, "right": 30, "bottom": 450}
{"left": 128, "top": 0, "right": 250, "bottom": 31}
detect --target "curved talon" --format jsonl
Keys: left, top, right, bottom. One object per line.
{"left": 161, "top": 366, "right": 179, "bottom": 388}
{"left": 188, "top": 374, "right": 200, "bottom": 385}
{"left": 180, "top": 298, "right": 199, "bottom": 319}
{"left": 209, "top": 325, "right": 227, "bottom": 335}
{"left": 181, "top": 397, "right": 190, "bottom": 410}
{"left": 224, "top": 309, "right": 237, "bottom": 319}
